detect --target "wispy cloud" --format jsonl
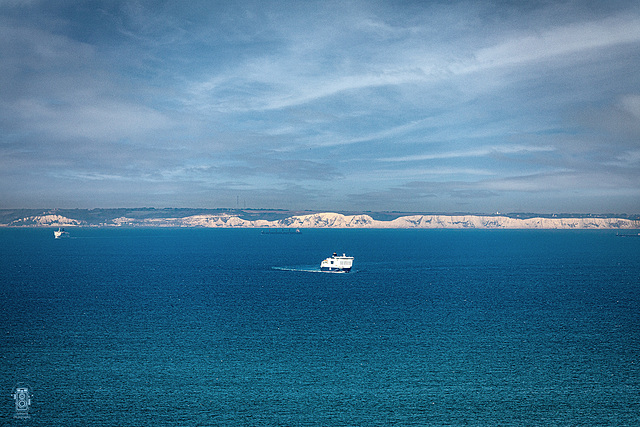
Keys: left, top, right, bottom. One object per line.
{"left": 381, "top": 145, "right": 557, "bottom": 162}
{"left": 465, "top": 15, "right": 640, "bottom": 73}
{"left": 183, "top": 9, "right": 640, "bottom": 114}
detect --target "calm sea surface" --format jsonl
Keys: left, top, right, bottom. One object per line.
{"left": 1, "top": 228, "right": 639, "bottom": 426}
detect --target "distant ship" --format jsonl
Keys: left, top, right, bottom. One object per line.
{"left": 616, "top": 232, "right": 640, "bottom": 237}
{"left": 54, "top": 228, "right": 70, "bottom": 239}
{"left": 261, "top": 228, "right": 301, "bottom": 235}
{"left": 320, "top": 252, "right": 354, "bottom": 272}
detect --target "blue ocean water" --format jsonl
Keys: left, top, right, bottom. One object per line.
{"left": 1, "top": 228, "right": 639, "bottom": 426}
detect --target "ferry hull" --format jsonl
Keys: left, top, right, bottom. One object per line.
{"left": 320, "top": 266, "right": 352, "bottom": 273}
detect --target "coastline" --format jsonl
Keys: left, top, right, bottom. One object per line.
{"left": 1, "top": 210, "right": 639, "bottom": 230}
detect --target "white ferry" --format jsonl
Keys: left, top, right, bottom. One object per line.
{"left": 54, "top": 228, "right": 70, "bottom": 239}
{"left": 320, "top": 252, "right": 354, "bottom": 272}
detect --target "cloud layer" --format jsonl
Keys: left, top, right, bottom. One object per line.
{"left": 1, "top": 0, "right": 639, "bottom": 212}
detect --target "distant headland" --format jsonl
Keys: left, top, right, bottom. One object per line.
{"left": 1, "top": 208, "right": 639, "bottom": 229}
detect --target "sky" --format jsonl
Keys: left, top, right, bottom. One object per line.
{"left": 1, "top": 0, "right": 639, "bottom": 213}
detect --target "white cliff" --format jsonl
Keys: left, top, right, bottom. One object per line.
{"left": 2, "top": 211, "right": 638, "bottom": 229}
{"left": 8, "top": 214, "right": 84, "bottom": 227}
{"left": 98, "top": 212, "right": 639, "bottom": 229}
{"left": 278, "top": 212, "right": 379, "bottom": 228}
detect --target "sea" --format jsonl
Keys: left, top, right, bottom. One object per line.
{"left": 1, "top": 228, "right": 639, "bottom": 426}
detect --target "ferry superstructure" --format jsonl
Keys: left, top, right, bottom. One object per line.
{"left": 320, "top": 253, "right": 354, "bottom": 272}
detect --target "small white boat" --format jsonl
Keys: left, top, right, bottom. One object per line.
{"left": 54, "top": 228, "right": 70, "bottom": 239}
{"left": 320, "top": 252, "right": 354, "bottom": 272}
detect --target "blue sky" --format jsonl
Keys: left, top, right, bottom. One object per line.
{"left": 1, "top": 0, "right": 639, "bottom": 213}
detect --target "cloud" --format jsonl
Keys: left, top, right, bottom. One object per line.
{"left": 620, "top": 95, "right": 640, "bottom": 120}
{"left": 13, "top": 98, "right": 171, "bottom": 141}
{"left": 381, "top": 145, "right": 556, "bottom": 162}
{"left": 1, "top": 1, "right": 639, "bottom": 212}
{"left": 466, "top": 15, "right": 640, "bottom": 73}
{"left": 0, "top": 15, "right": 173, "bottom": 142}
{"left": 219, "top": 152, "right": 342, "bottom": 182}
{"left": 181, "top": 6, "right": 640, "bottom": 115}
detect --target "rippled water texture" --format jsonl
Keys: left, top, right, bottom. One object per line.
{"left": 1, "top": 228, "right": 639, "bottom": 425}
